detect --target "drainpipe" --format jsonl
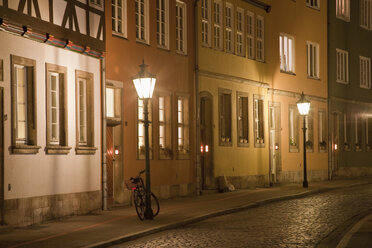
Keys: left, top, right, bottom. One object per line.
{"left": 101, "top": 57, "right": 107, "bottom": 210}
{"left": 194, "top": 0, "right": 201, "bottom": 195}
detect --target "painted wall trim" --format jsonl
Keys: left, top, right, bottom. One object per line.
{"left": 268, "top": 88, "right": 327, "bottom": 103}
{"left": 330, "top": 96, "right": 372, "bottom": 107}
{"left": 242, "top": 0, "right": 271, "bottom": 13}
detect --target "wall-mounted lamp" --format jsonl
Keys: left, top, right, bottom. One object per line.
{"left": 200, "top": 145, "right": 204, "bottom": 153}
{"left": 205, "top": 145, "right": 209, "bottom": 153}
{"left": 334, "top": 144, "right": 338, "bottom": 150}
{"left": 275, "top": 144, "right": 279, "bottom": 150}
{"left": 114, "top": 146, "right": 120, "bottom": 155}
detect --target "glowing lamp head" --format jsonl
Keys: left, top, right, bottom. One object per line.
{"left": 297, "top": 92, "right": 311, "bottom": 116}
{"left": 114, "top": 146, "right": 119, "bottom": 155}
{"left": 132, "top": 60, "right": 156, "bottom": 99}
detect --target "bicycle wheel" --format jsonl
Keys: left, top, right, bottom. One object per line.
{"left": 151, "top": 192, "right": 160, "bottom": 217}
{"left": 133, "top": 190, "right": 145, "bottom": 221}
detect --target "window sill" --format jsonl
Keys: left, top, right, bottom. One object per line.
{"left": 237, "top": 143, "right": 249, "bottom": 148}
{"left": 46, "top": 146, "right": 72, "bottom": 155}
{"left": 336, "top": 80, "right": 349, "bottom": 85}
{"left": 306, "top": 5, "right": 320, "bottom": 11}
{"left": 176, "top": 50, "right": 188, "bottom": 56}
{"left": 336, "top": 15, "right": 350, "bottom": 22}
{"left": 307, "top": 76, "right": 320, "bottom": 81}
{"left": 136, "top": 39, "right": 150, "bottom": 46}
{"left": 112, "top": 32, "right": 128, "bottom": 40}
{"left": 75, "top": 146, "right": 98, "bottom": 155}
{"left": 289, "top": 147, "right": 299, "bottom": 153}
{"left": 177, "top": 153, "right": 190, "bottom": 160}
{"left": 157, "top": 45, "right": 170, "bottom": 51}
{"left": 319, "top": 148, "right": 327, "bottom": 153}
{"left": 360, "top": 85, "right": 371, "bottom": 90}
{"left": 360, "top": 25, "right": 372, "bottom": 31}
{"left": 306, "top": 148, "right": 314, "bottom": 153}
{"left": 280, "top": 70, "right": 296, "bottom": 76}
{"left": 219, "top": 141, "right": 232, "bottom": 147}
{"left": 12, "top": 144, "right": 41, "bottom": 154}
{"left": 254, "top": 142, "right": 265, "bottom": 148}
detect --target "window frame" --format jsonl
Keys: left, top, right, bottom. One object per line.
{"left": 246, "top": 11, "right": 255, "bottom": 60}
{"left": 135, "top": 0, "right": 150, "bottom": 44}
{"left": 355, "top": 114, "right": 363, "bottom": 151}
{"left": 236, "top": 7, "right": 245, "bottom": 57}
{"left": 157, "top": 0, "right": 170, "bottom": 49}
{"left": 318, "top": 109, "right": 327, "bottom": 152}
{"left": 305, "top": 111, "right": 314, "bottom": 152}
{"left": 137, "top": 98, "right": 153, "bottom": 159}
{"left": 237, "top": 92, "right": 249, "bottom": 147}
{"left": 359, "top": 56, "right": 371, "bottom": 89}
{"left": 219, "top": 88, "right": 232, "bottom": 146}
{"left": 256, "top": 15, "right": 264, "bottom": 62}
{"left": 176, "top": 0, "right": 187, "bottom": 54}
{"left": 336, "top": 0, "right": 350, "bottom": 22}
{"left": 225, "top": 2, "right": 234, "bottom": 54}
{"left": 213, "top": 0, "right": 223, "bottom": 50}
{"left": 89, "top": 0, "right": 104, "bottom": 10}
{"left": 176, "top": 95, "right": 190, "bottom": 159}
{"left": 366, "top": 116, "right": 372, "bottom": 151}
{"left": 307, "top": 41, "right": 320, "bottom": 79}
{"left": 360, "top": 0, "right": 372, "bottom": 30}
{"left": 343, "top": 112, "right": 351, "bottom": 151}
{"left": 289, "top": 105, "right": 299, "bottom": 152}
{"left": 254, "top": 95, "right": 265, "bottom": 148}
{"left": 112, "top": 0, "right": 127, "bottom": 37}
{"left": 306, "top": 0, "right": 320, "bottom": 10}
{"left": 158, "top": 93, "right": 173, "bottom": 160}
{"left": 336, "top": 48, "right": 349, "bottom": 84}
{"left": 201, "top": 0, "right": 211, "bottom": 47}
{"left": 279, "top": 33, "right": 295, "bottom": 73}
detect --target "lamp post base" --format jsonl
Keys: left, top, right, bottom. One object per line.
{"left": 303, "top": 181, "right": 308, "bottom": 188}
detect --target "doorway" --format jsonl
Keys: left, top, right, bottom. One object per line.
{"left": 0, "top": 87, "right": 3, "bottom": 224}
{"left": 331, "top": 112, "right": 340, "bottom": 179}
{"left": 200, "top": 93, "right": 214, "bottom": 189}
{"left": 269, "top": 103, "right": 281, "bottom": 184}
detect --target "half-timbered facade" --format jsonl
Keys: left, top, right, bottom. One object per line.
{"left": 0, "top": 0, "right": 104, "bottom": 226}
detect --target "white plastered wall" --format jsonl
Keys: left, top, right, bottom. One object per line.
{"left": 0, "top": 31, "right": 101, "bottom": 200}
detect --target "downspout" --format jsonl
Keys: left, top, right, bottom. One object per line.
{"left": 327, "top": 2, "right": 332, "bottom": 181}
{"left": 194, "top": 0, "right": 201, "bottom": 195}
{"left": 101, "top": 57, "right": 108, "bottom": 210}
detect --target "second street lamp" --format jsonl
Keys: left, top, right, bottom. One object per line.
{"left": 132, "top": 60, "right": 156, "bottom": 219}
{"left": 297, "top": 92, "right": 311, "bottom": 188}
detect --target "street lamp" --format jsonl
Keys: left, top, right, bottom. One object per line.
{"left": 133, "top": 60, "right": 156, "bottom": 219}
{"left": 297, "top": 92, "right": 310, "bottom": 188}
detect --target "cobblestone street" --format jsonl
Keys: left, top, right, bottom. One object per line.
{"left": 112, "top": 185, "right": 372, "bottom": 248}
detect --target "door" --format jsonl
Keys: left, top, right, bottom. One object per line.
{"left": 200, "top": 95, "right": 214, "bottom": 189}
{"left": 269, "top": 103, "right": 281, "bottom": 184}
{"left": 106, "top": 126, "right": 114, "bottom": 206}
{"left": 331, "top": 112, "right": 340, "bottom": 179}
{"left": 0, "top": 88, "right": 3, "bottom": 224}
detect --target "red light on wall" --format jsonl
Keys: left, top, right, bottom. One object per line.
{"left": 200, "top": 145, "right": 204, "bottom": 153}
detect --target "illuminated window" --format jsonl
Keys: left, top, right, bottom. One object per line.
{"left": 219, "top": 89, "right": 232, "bottom": 145}
{"left": 112, "top": 0, "right": 127, "bottom": 37}
{"left": 366, "top": 117, "right": 372, "bottom": 150}
{"left": 289, "top": 105, "right": 299, "bottom": 152}
{"left": 157, "top": 0, "right": 169, "bottom": 48}
{"left": 306, "top": 0, "right": 320, "bottom": 9}
{"left": 201, "top": 0, "right": 211, "bottom": 46}
{"left": 177, "top": 96, "right": 190, "bottom": 159}
{"left": 89, "top": 0, "right": 103, "bottom": 9}
{"left": 138, "top": 99, "right": 153, "bottom": 159}
{"left": 355, "top": 114, "right": 363, "bottom": 151}
{"left": 343, "top": 113, "right": 351, "bottom": 151}
{"left": 360, "top": 56, "right": 371, "bottom": 89}
{"left": 246, "top": 11, "right": 255, "bottom": 59}
{"left": 176, "top": 0, "right": 187, "bottom": 54}
{"left": 225, "top": 3, "right": 234, "bottom": 53}
{"left": 256, "top": 15, "right": 264, "bottom": 61}
{"left": 318, "top": 110, "right": 327, "bottom": 152}
{"left": 135, "top": 0, "right": 149, "bottom": 43}
{"left": 305, "top": 112, "right": 314, "bottom": 152}
{"left": 336, "top": 0, "right": 350, "bottom": 21}
{"left": 307, "top": 41, "right": 319, "bottom": 79}
{"left": 158, "top": 95, "right": 172, "bottom": 159}
{"left": 280, "top": 34, "right": 294, "bottom": 73}
{"left": 236, "top": 8, "right": 244, "bottom": 56}
{"left": 360, "top": 0, "right": 372, "bottom": 30}
{"left": 336, "top": 49, "right": 349, "bottom": 84}
{"left": 213, "top": 0, "right": 222, "bottom": 50}
{"left": 237, "top": 92, "right": 249, "bottom": 147}
{"left": 254, "top": 95, "right": 264, "bottom": 147}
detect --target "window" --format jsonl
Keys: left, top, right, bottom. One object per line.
{"left": 360, "top": 56, "right": 371, "bottom": 89}
{"left": 360, "top": 0, "right": 372, "bottom": 29}
{"left": 254, "top": 95, "right": 264, "bottom": 147}
{"left": 89, "top": 0, "right": 103, "bottom": 9}
{"left": 366, "top": 117, "right": 372, "bottom": 151}
{"left": 236, "top": 8, "right": 244, "bottom": 56}
{"left": 11, "top": 55, "right": 39, "bottom": 154}
{"left": 176, "top": 0, "right": 187, "bottom": 54}
{"left": 158, "top": 95, "right": 172, "bottom": 159}
{"left": 138, "top": 99, "right": 153, "bottom": 159}
{"left": 112, "top": 0, "right": 127, "bottom": 37}
{"left": 305, "top": 112, "right": 314, "bottom": 152}
{"left": 157, "top": 0, "right": 169, "bottom": 48}
{"left": 237, "top": 92, "right": 249, "bottom": 147}
{"left": 76, "top": 70, "right": 96, "bottom": 154}
{"left": 306, "top": 0, "right": 320, "bottom": 9}
{"left": 201, "top": 0, "right": 211, "bottom": 46}
{"left": 225, "top": 3, "right": 234, "bottom": 53}
{"left": 219, "top": 89, "right": 232, "bottom": 145}
{"left": 280, "top": 34, "right": 294, "bottom": 73}
{"left": 213, "top": 0, "right": 222, "bottom": 50}
{"left": 246, "top": 11, "right": 255, "bottom": 59}
{"left": 46, "top": 64, "right": 69, "bottom": 154}
{"left": 256, "top": 15, "right": 264, "bottom": 61}
{"left": 289, "top": 105, "right": 299, "bottom": 152}
{"left": 106, "top": 86, "right": 122, "bottom": 120}
{"left": 135, "top": 0, "right": 149, "bottom": 43}
{"left": 336, "top": 0, "right": 350, "bottom": 21}
{"left": 177, "top": 96, "right": 190, "bottom": 159}
{"left": 355, "top": 114, "right": 363, "bottom": 151}
{"left": 336, "top": 49, "right": 349, "bottom": 84}
{"left": 307, "top": 42, "right": 319, "bottom": 79}
{"left": 318, "top": 110, "right": 327, "bottom": 152}
{"left": 343, "top": 113, "right": 351, "bottom": 151}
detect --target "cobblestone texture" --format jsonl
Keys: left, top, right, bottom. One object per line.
{"left": 112, "top": 185, "right": 372, "bottom": 248}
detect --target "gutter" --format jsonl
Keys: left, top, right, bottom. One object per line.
{"left": 101, "top": 57, "right": 108, "bottom": 210}
{"left": 242, "top": 0, "right": 271, "bottom": 13}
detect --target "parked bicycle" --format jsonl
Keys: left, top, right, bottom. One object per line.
{"left": 126, "top": 170, "right": 160, "bottom": 220}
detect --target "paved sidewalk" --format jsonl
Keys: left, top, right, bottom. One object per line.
{"left": 0, "top": 178, "right": 371, "bottom": 248}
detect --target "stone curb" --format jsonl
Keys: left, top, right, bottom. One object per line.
{"left": 84, "top": 181, "right": 372, "bottom": 248}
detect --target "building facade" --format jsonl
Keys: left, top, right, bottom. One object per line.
{"left": 0, "top": 0, "right": 104, "bottom": 226}
{"left": 328, "top": 0, "right": 372, "bottom": 178}
{"left": 104, "top": 0, "right": 196, "bottom": 206}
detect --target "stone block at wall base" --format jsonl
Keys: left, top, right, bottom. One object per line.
{"left": 4, "top": 190, "right": 101, "bottom": 227}
{"left": 151, "top": 183, "right": 196, "bottom": 200}
{"left": 225, "top": 175, "right": 269, "bottom": 189}
{"left": 279, "top": 170, "right": 328, "bottom": 184}
{"left": 335, "top": 167, "right": 372, "bottom": 178}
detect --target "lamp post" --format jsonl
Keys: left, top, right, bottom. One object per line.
{"left": 297, "top": 92, "right": 311, "bottom": 188}
{"left": 133, "top": 60, "right": 156, "bottom": 219}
